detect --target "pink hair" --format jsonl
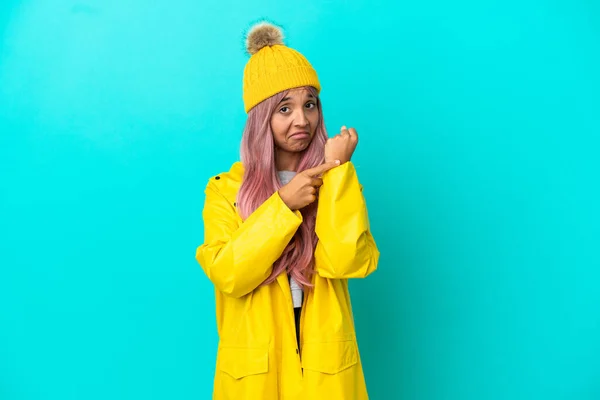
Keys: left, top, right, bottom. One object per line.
{"left": 237, "top": 86, "right": 327, "bottom": 290}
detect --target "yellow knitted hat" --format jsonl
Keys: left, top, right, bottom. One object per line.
{"left": 242, "top": 22, "right": 321, "bottom": 113}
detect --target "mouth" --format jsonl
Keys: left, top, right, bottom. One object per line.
{"left": 289, "top": 131, "right": 310, "bottom": 140}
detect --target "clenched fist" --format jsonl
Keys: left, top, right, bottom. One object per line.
{"left": 325, "top": 126, "right": 358, "bottom": 164}
{"left": 279, "top": 161, "right": 340, "bottom": 211}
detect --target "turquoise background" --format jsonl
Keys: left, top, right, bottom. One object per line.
{"left": 1, "top": 0, "right": 599, "bottom": 399}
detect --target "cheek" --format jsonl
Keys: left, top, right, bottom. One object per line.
{"left": 270, "top": 116, "right": 282, "bottom": 134}
{"left": 270, "top": 117, "right": 288, "bottom": 143}
{"left": 309, "top": 112, "right": 320, "bottom": 132}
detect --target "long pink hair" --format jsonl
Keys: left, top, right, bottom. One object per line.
{"left": 237, "top": 86, "right": 327, "bottom": 289}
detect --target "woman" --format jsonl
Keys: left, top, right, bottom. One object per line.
{"left": 196, "top": 21, "right": 380, "bottom": 400}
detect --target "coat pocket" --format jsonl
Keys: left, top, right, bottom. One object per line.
{"left": 301, "top": 340, "right": 358, "bottom": 374}
{"left": 219, "top": 347, "right": 269, "bottom": 379}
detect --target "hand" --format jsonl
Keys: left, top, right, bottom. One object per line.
{"left": 279, "top": 160, "right": 340, "bottom": 211}
{"left": 324, "top": 126, "right": 358, "bottom": 164}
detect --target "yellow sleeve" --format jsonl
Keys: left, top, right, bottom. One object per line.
{"left": 195, "top": 180, "right": 303, "bottom": 298}
{"left": 314, "top": 162, "right": 380, "bottom": 279}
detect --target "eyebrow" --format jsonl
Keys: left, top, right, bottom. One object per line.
{"left": 279, "top": 94, "right": 316, "bottom": 103}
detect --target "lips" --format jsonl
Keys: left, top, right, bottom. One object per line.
{"left": 290, "top": 131, "right": 310, "bottom": 139}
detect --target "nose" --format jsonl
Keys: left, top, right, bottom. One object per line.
{"left": 293, "top": 108, "right": 309, "bottom": 128}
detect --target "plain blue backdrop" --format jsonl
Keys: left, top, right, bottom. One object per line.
{"left": 1, "top": 1, "right": 599, "bottom": 399}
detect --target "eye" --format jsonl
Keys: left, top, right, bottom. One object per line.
{"left": 305, "top": 102, "right": 316, "bottom": 109}
{"left": 279, "top": 106, "right": 290, "bottom": 113}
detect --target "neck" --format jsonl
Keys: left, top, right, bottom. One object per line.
{"left": 275, "top": 149, "right": 301, "bottom": 171}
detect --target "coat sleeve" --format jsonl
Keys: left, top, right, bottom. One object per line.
{"left": 195, "top": 180, "right": 303, "bottom": 298}
{"left": 314, "top": 161, "right": 380, "bottom": 279}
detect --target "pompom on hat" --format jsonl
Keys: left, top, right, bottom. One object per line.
{"left": 242, "top": 21, "right": 321, "bottom": 113}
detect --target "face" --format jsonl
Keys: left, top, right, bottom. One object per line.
{"left": 270, "top": 87, "right": 319, "bottom": 153}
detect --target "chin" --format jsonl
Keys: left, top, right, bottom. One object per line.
{"left": 289, "top": 142, "right": 311, "bottom": 152}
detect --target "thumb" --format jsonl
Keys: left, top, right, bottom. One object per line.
{"left": 304, "top": 160, "right": 340, "bottom": 177}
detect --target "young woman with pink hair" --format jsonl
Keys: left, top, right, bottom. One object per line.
{"left": 196, "top": 21, "right": 380, "bottom": 399}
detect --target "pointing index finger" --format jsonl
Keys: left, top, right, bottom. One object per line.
{"left": 304, "top": 160, "right": 340, "bottom": 177}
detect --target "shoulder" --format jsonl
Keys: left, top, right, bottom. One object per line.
{"left": 204, "top": 161, "right": 245, "bottom": 203}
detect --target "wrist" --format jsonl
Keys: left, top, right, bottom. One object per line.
{"left": 325, "top": 157, "right": 348, "bottom": 165}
